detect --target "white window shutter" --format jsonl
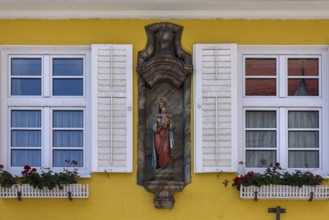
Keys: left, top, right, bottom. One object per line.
{"left": 194, "top": 44, "right": 238, "bottom": 173}
{"left": 91, "top": 44, "right": 133, "bottom": 173}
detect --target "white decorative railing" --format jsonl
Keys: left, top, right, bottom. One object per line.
{"left": 240, "top": 185, "right": 329, "bottom": 201}
{"left": 0, "top": 184, "right": 88, "bottom": 200}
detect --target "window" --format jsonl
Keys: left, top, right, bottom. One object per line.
{"left": 239, "top": 46, "right": 328, "bottom": 174}
{"left": 2, "top": 47, "right": 91, "bottom": 175}
{"left": 194, "top": 44, "right": 328, "bottom": 174}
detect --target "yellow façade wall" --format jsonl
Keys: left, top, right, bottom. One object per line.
{"left": 1, "top": 19, "right": 329, "bottom": 220}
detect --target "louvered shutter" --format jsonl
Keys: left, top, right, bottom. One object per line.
{"left": 194, "top": 44, "right": 237, "bottom": 173}
{"left": 91, "top": 44, "right": 133, "bottom": 172}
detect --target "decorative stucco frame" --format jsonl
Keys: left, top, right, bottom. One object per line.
{"left": 137, "top": 22, "right": 192, "bottom": 189}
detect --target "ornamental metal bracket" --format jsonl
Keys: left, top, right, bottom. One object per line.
{"left": 268, "top": 206, "right": 286, "bottom": 220}
{"left": 309, "top": 192, "right": 314, "bottom": 201}
{"left": 253, "top": 191, "right": 258, "bottom": 201}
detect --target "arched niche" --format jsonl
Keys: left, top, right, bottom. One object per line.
{"left": 137, "top": 22, "right": 193, "bottom": 208}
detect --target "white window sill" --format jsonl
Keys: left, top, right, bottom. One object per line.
{"left": 0, "top": 184, "right": 89, "bottom": 200}
{"left": 240, "top": 185, "right": 329, "bottom": 200}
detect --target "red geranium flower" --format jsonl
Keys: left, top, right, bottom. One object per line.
{"left": 247, "top": 171, "right": 254, "bottom": 176}
{"left": 233, "top": 177, "right": 241, "bottom": 184}
{"left": 24, "top": 165, "right": 31, "bottom": 171}
{"left": 275, "top": 162, "right": 280, "bottom": 167}
{"left": 31, "top": 168, "right": 37, "bottom": 172}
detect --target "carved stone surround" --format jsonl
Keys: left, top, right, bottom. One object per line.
{"left": 137, "top": 22, "right": 192, "bottom": 209}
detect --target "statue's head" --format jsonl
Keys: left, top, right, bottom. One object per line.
{"left": 157, "top": 97, "right": 168, "bottom": 113}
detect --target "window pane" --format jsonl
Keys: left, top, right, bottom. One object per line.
{"left": 53, "top": 150, "right": 83, "bottom": 167}
{"left": 246, "top": 111, "right": 276, "bottom": 128}
{"left": 11, "top": 130, "right": 41, "bottom": 147}
{"left": 11, "top": 110, "right": 41, "bottom": 127}
{"left": 53, "top": 110, "right": 83, "bottom": 128}
{"left": 11, "top": 150, "right": 41, "bottom": 167}
{"left": 11, "top": 79, "right": 41, "bottom": 96}
{"left": 53, "top": 131, "right": 83, "bottom": 147}
{"left": 288, "top": 111, "right": 319, "bottom": 128}
{"left": 246, "top": 131, "right": 276, "bottom": 148}
{"left": 53, "top": 79, "right": 83, "bottom": 96}
{"left": 246, "top": 79, "right": 276, "bottom": 96}
{"left": 245, "top": 58, "right": 276, "bottom": 76}
{"left": 288, "top": 151, "right": 319, "bottom": 168}
{"left": 288, "top": 131, "right": 319, "bottom": 148}
{"left": 11, "top": 58, "right": 41, "bottom": 76}
{"left": 246, "top": 150, "right": 276, "bottom": 168}
{"left": 53, "top": 58, "right": 83, "bottom": 76}
{"left": 288, "top": 79, "right": 318, "bottom": 96}
{"left": 288, "top": 58, "right": 319, "bottom": 76}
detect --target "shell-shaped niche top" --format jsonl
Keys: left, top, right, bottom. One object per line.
{"left": 137, "top": 22, "right": 193, "bottom": 89}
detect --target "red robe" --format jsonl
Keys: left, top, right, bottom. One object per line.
{"left": 154, "top": 127, "right": 171, "bottom": 168}
{"left": 153, "top": 114, "right": 173, "bottom": 169}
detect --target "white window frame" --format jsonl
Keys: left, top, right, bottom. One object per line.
{"left": 237, "top": 46, "right": 329, "bottom": 176}
{"left": 1, "top": 46, "right": 92, "bottom": 176}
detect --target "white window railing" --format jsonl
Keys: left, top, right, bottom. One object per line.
{"left": 0, "top": 184, "right": 88, "bottom": 200}
{"left": 240, "top": 185, "right": 329, "bottom": 200}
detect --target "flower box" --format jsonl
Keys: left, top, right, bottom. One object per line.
{"left": 0, "top": 184, "right": 89, "bottom": 199}
{"left": 240, "top": 185, "right": 329, "bottom": 200}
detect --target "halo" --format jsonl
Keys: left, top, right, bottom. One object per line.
{"left": 157, "top": 96, "right": 169, "bottom": 106}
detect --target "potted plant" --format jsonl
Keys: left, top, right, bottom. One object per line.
{"left": 0, "top": 162, "right": 88, "bottom": 200}
{"left": 225, "top": 162, "right": 328, "bottom": 200}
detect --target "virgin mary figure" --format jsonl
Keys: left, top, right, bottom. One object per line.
{"left": 152, "top": 97, "right": 174, "bottom": 169}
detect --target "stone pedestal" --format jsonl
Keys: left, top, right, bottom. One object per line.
{"left": 144, "top": 169, "right": 184, "bottom": 209}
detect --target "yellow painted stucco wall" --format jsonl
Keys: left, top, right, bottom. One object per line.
{"left": 0, "top": 20, "right": 329, "bottom": 220}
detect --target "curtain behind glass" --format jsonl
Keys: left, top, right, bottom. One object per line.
{"left": 11, "top": 110, "right": 41, "bottom": 166}
{"left": 53, "top": 110, "right": 83, "bottom": 167}
{"left": 288, "top": 111, "right": 319, "bottom": 168}
{"left": 245, "top": 111, "right": 276, "bottom": 167}
{"left": 11, "top": 150, "right": 41, "bottom": 167}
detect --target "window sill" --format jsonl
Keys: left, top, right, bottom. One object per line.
{"left": 0, "top": 184, "right": 88, "bottom": 200}
{"left": 240, "top": 185, "right": 329, "bottom": 200}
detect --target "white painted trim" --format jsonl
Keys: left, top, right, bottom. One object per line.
{"left": 230, "top": 44, "right": 238, "bottom": 173}
{"left": 125, "top": 45, "right": 133, "bottom": 173}
{"left": 91, "top": 45, "right": 99, "bottom": 173}
{"left": 193, "top": 44, "right": 203, "bottom": 173}
{"left": 0, "top": 48, "right": 7, "bottom": 169}
{"left": 0, "top": 1, "right": 329, "bottom": 19}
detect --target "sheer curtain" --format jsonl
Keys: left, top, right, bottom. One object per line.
{"left": 245, "top": 110, "right": 319, "bottom": 168}
{"left": 288, "top": 111, "right": 319, "bottom": 168}
{"left": 11, "top": 150, "right": 41, "bottom": 167}
{"left": 11, "top": 110, "right": 41, "bottom": 167}
{"left": 53, "top": 110, "right": 83, "bottom": 167}
{"left": 245, "top": 111, "right": 276, "bottom": 167}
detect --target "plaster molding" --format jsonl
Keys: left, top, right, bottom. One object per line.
{"left": 1, "top": 1, "right": 329, "bottom": 19}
